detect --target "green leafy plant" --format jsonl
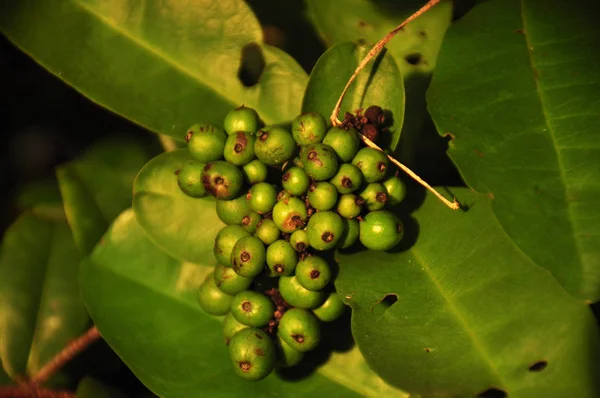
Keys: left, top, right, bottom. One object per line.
{"left": 1, "top": 0, "right": 599, "bottom": 397}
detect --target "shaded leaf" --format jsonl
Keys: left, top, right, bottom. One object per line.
{"left": 16, "top": 179, "right": 63, "bottom": 211}
{"left": 76, "top": 376, "right": 128, "bottom": 398}
{"left": 427, "top": 0, "right": 600, "bottom": 300}
{"left": 336, "top": 188, "right": 600, "bottom": 397}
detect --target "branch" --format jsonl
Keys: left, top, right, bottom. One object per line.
{"left": 0, "top": 386, "right": 76, "bottom": 398}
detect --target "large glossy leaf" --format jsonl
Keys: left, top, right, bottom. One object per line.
{"left": 427, "top": 0, "right": 600, "bottom": 301}
{"left": 80, "top": 209, "right": 407, "bottom": 397}
{"left": 0, "top": 0, "right": 308, "bottom": 139}
{"left": 0, "top": 211, "right": 90, "bottom": 387}
{"left": 132, "top": 150, "right": 224, "bottom": 264}
{"left": 336, "top": 188, "right": 600, "bottom": 397}
{"left": 302, "top": 42, "right": 405, "bottom": 151}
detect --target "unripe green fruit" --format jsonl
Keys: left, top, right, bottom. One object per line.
{"left": 278, "top": 309, "right": 321, "bottom": 352}
{"left": 359, "top": 182, "right": 388, "bottom": 211}
{"left": 185, "top": 123, "right": 226, "bottom": 163}
{"left": 306, "top": 211, "right": 344, "bottom": 251}
{"left": 383, "top": 176, "right": 407, "bottom": 205}
{"left": 289, "top": 230, "right": 310, "bottom": 252}
{"left": 223, "top": 312, "right": 248, "bottom": 345}
{"left": 254, "top": 219, "right": 280, "bottom": 245}
{"left": 224, "top": 131, "right": 256, "bottom": 166}
{"left": 282, "top": 167, "right": 310, "bottom": 196}
{"left": 248, "top": 183, "right": 277, "bottom": 214}
{"left": 330, "top": 163, "right": 363, "bottom": 194}
{"left": 336, "top": 194, "right": 364, "bottom": 219}
{"left": 272, "top": 197, "right": 308, "bottom": 233}
{"left": 322, "top": 126, "right": 360, "bottom": 162}
{"left": 231, "top": 236, "right": 266, "bottom": 278}
{"left": 231, "top": 291, "right": 275, "bottom": 327}
{"left": 177, "top": 160, "right": 207, "bottom": 198}
{"left": 276, "top": 335, "right": 304, "bottom": 367}
{"left": 214, "top": 264, "right": 254, "bottom": 295}
{"left": 202, "top": 161, "right": 244, "bottom": 200}
{"left": 265, "top": 240, "right": 297, "bottom": 277}
{"left": 337, "top": 218, "right": 359, "bottom": 249}
{"left": 228, "top": 328, "right": 276, "bottom": 381}
{"left": 216, "top": 195, "right": 251, "bottom": 225}
{"left": 313, "top": 291, "right": 346, "bottom": 322}
{"left": 223, "top": 106, "right": 261, "bottom": 135}
{"left": 292, "top": 112, "right": 327, "bottom": 145}
{"left": 197, "top": 273, "right": 234, "bottom": 315}
{"left": 352, "top": 147, "right": 388, "bottom": 183}
{"left": 307, "top": 182, "right": 338, "bottom": 211}
{"left": 359, "top": 210, "right": 403, "bottom": 251}
{"left": 277, "top": 189, "right": 293, "bottom": 203}
{"left": 278, "top": 276, "right": 325, "bottom": 309}
{"left": 296, "top": 256, "right": 331, "bottom": 291}
{"left": 214, "top": 225, "right": 250, "bottom": 266}
{"left": 241, "top": 211, "right": 262, "bottom": 233}
{"left": 301, "top": 143, "right": 339, "bottom": 181}
{"left": 254, "top": 126, "right": 296, "bottom": 166}
{"left": 242, "top": 159, "right": 268, "bottom": 185}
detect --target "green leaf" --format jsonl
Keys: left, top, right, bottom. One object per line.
{"left": 0, "top": 212, "right": 90, "bottom": 387}
{"left": 16, "top": 179, "right": 63, "bottom": 211}
{"left": 75, "top": 377, "right": 128, "bottom": 398}
{"left": 57, "top": 136, "right": 154, "bottom": 254}
{"left": 427, "top": 0, "right": 600, "bottom": 300}
{"left": 0, "top": 0, "right": 308, "bottom": 139}
{"left": 132, "top": 150, "right": 224, "bottom": 264}
{"left": 302, "top": 42, "right": 405, "bottom": 151}
{"left": 80, "top": 209, "right": 407, "bottom": 397}
{"left": 336, "top": 188, "right": 600, "bottom": 397}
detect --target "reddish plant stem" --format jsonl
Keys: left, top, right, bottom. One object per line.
{"left": 0, "top": 386, "right": 75, "bottom": 398}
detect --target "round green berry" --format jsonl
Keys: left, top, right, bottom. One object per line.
{"left": 224, "top": 131, "right": 256, "bottom": 166}
{"left": 272, "top": 197, "right": 308, "bottom": 233}
{"left": 359, "top": 210, "right": 403, "bottom": 251}
{"left": 231, "top": 291, "right": 275, "bottom": 327}
{"left": 223, "top": 312, "right": 248, "bottom": 345}
{"left": 231, "top": 236, "right": 266, "bottom": 278}
{"left": 307, "top": 182, "right": 338, "bottom": 211}
{"left": 265, "top": 240, "right": 297, "bottom": 277}
{"left": 322, "top": 126, "right": 360, "bottom": 162}
{"left": 277, "top": 189, "right": 293, "bottom": 203}
{"left": 216, "top": 195, "right": 251, "bottom": 225}
{"left": 255, "top": 219, "right": 281, "bottom": 245}
{"left": 313, "top": 291, "right": 346, "bottom": 322}
{"left": 228, "top": 328, "right": 276, "bottom": 381}
{"left": 289, "top": 230, "right": 310, "bottom": 252}
{"left": 292, "top": 112, "right": 327, "bottom": 145}
{"left": 214, "top": 225, "right": 250, "bottom": 266}
{"left": 223, "top": 106, "right": 261, "bottom": 135}
{"left": 254, "top": 126, "right": 296, "bottom": 166}
{"left": 278, "top": 309, "right": 321, "bottom": 352}
{"left": 202, "top": 161, "right": 244, "bottom": 200}
{"left": 214, "top": 264, "right": 254, "bottom": 295}
{"left": 276, "top": 335, "right": 304, "bottom": 368}
{"left": 306, "top": 211, "right": 344, "bottom": 251}
{"left": 301, "top": 143, "right": 339, "bottom": 181}
{"left": 282, "top": 167, "right": 310, "bottom": 196}
{"left": 336, "top": 194, "right": 363, "bottom": 219}
{"left": 177, "top": 160, "right": 207, "bottom": 198}
{"left": 295, "top": 256, "right": 331, "bottom": 291}
{"left": 352, "top": 148, "right": 388, "bottom": 183}
{"left": 359, "top": 182, "right": 388, "bottom": 211}
{"left": 278, "top": 276, "right": 325, "bottom": 309}
{"left": 330, "top": 163, "right": 363, "bottom": 194}
{"left": 241, "top": 211, "right": 262, "bottom": 233}
{"left": 197, "top": 273, "right": 234, "bottom": 315}
{"left": 383, "top": 176, "right": 407, "bottom": 205}
{"left": 242, "top": 159, "right": 268, "bottom": 185}
{"left": 248, "top": 183, "right": 277, "bottom": 214}
{"left": 337, "top": 218, "right": 359, "bottom": 249}
{"left": 185, "top": 123, "right": 226, "bottom": 163}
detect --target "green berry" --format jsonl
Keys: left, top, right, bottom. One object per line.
{"left": 313, "top": 291, "right": 346, "bottom": 322}
{"left": 276, "top": 335, "right": 304, "bottom": 368}
{"left": 277, "top": 189, "right": 293, "bottom": 203}
{"left": 359, "top": 210, "right": 403, "bottom": 251}
{"left": 300, "top": 143, "right": 339, "bottom": 181}
{"left": 278, "top": 309, "right": 321, "bottom": 352}
{"left": 177, "top": 160, "right": 207, "bottom": 198}
{"left": 216, "top": 195, "right": 251, "bottom": 225}
{"left": 248, "top": 183, "right": 277, "bottom": 214}
{"left": 323, "top": 126, "right": 360, "bottom": 162}
{"left": 185, "top": 123, "right": 226, "bottom": 163}
{"left": 383, "top": 176, "right": 407, "bottom": 205}
{"left": 282, "top": 167, "right": 310, "bottom": 196}
{"left": 214, "top": 264, "right": 254, "bottom": 295}
{"left": 265, "top": 240, "right": 297, "bottom": 277}
{"left": 289, "top": 230, "right": 310, "bottom": 252}
{"left": 197, "top": 273, "right": 234, "bottom": 315}
{"left": 231, "top": 291, "right": 274, "bottom": 327}
{"left": 254, "top": 126, "right": 296, "bottom": 166}
{"left": 223, "top": 106, "right": 261, "bottom": 135}
{"left": 359, "top": 182, "right": 388, "bottom": 211}
{"left": 202, "top": 161, "right": 244, "bottom": 200}
{"left": 330, "top": 163, "right": 363, "bottom": 194}
{"left": 337, "top": 218, "right": 359, "bottom": 249}
{"left": 272, "top": 197, "right": 308, "bottom": 233}
{"left": 242, "top": 159, "right": 268, "bottom": 185}
{"left": 296, "top": 256, "right": 331, "bottom": 291}
{"left": 352, "top": 148, "right": 388, "bottom": 183}
{"left": 241, "top": 211, "right": 262, "bottom": 233}
{"left": 306, "top": 211, "right": 344, "bottom": 251}
{"left": 223, "top": 312, "right": 248, "bottom": 345}
{"left": 278, "top": 276, "right": 325, "bottom": 309}
{"left": 255, "top": 219, "right": 281, "bottom": 245}
{"left": 307, "top": 182, "right": 338, "bottom": 211}
{"left": 292, "top": 112, "right": 327, "bottom": 145}
{"left": 224, "top": 131, "right": 256, "bottom": 166}
{"left": 228, "top": 328, "right": 276, "bottom": 381}
{"left": 214, "top": 225, "right": 250, "bottom": 266}
{"left": 336, "top": 194, "right": 363, "bottom": 219}
{"left": 231, "top": 236, "right": 266, "bottom": 278}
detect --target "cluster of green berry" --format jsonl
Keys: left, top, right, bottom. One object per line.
{"left": 176, "top": 105, "right": 406, "bottom": 381}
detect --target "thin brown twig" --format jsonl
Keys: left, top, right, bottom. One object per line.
{"left": 0, "top": 386, "right": 75, "bottom": 398}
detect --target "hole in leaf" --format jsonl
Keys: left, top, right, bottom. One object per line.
{"left": 372, "top": 294, "right": 398, "bottom": 315}
{"left": 238, "top": 42, "right": 265, "bottom": 87}
{"left": 528, "top": 360, "right": 547, "bottom": 372}
{"left": 476, "top": 388, "right": 508, "bottom": 398}
{"left": 404, "top": 53, "right": 422, "bottom": 65}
